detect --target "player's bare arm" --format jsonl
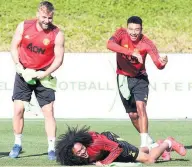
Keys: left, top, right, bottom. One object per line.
{"left": 11, "top": 22, "right": 24, "bottom": 64}
{"left": 36, "top": 30, "right": 65, "bottom": 79}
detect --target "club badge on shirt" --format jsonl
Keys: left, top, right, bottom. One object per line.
{"left": 43, "top": 38, "right": 50, "bottom": 45}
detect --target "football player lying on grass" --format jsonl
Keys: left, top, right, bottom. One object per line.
{"left": 55, "top": 126, "right": 186, "bottom": 166}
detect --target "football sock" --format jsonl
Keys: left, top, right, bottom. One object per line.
{"left": 48, "top": 137, "right": 56, "bottom": 152}
{"left": 14, "top": 134, "right": 22, "bottom": 146}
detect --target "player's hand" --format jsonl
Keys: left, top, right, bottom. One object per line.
{"left": 159, "top": 55, "right": 168, "bottom": 66}
{"left": 95, "top": 161, "right": 104, "bottom": 166}
{"left": 132, "top": 52, "right": 143, "bottom": 64}
{"left": 15, "top": 63, "right": 25, "bottom": 76}
{"left": 35, "top": 71, "right": 48, "bottom": 79}
{"left": 22, "top": 68, "right": 37, "bottom": 85}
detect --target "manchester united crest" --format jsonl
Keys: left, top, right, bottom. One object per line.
{"left": 43, "top": 38, "right": 50, "bottom": 45}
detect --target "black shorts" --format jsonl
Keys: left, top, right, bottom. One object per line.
{"left": 101, "top": 132, "right": 139, "bottom": 162}
{"left": 117, "top": 74, "right": 149, "bottom": 113}
{"left": 12, "top": 73, "right": 55, "bottom": 107}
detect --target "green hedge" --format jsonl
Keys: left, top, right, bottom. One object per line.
{"left": 0, "top": 0, "right": 191, "bottom": 52}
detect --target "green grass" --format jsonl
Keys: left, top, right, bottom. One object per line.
{"left": 0, "top": 119, "right": 191, "bottom": 166}
{"left": 0, "top": 0, "right": 191, "bottom": 52}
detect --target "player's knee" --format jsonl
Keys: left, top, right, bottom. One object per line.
{"left": 128, "top": 112, "right": 138, "bottom": 120}
{"left": 42, "top": 103, "right": 54, "bottom": 118}
{"left": 44, "top": 112, "right": 54, "bottom": 119}
{"left": 43, "top": 109, "right": 54, "bottom": 119}
{"left": 14, "top": 109, "right": 24, "bottom": 117}
{"left": 14, "top": 103, "right": 25, "bottom": 116}
{"left": 136, "top": 104, "right": 146, "bottom": 117}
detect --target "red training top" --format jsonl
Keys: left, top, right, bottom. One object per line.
{"left": 87, "top": 132, "right": 122, "bottom": 165}
{"left": 19, "top": 19, "right": 59, "bottom": 69}
{"left": 107, "top": 28, "right": 165, "bottom": 77}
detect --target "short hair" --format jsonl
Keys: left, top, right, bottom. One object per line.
{"left": 38, "top": 1, "right": 54, "bottom": 13}
{"left": 127, "top": 16, "right": 142, "bottom": 27}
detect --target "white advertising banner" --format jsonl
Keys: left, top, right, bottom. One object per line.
{"left": 0, "top": 52, "right": 191, "bottom": 119}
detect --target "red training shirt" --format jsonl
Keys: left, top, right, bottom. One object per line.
{"left": 19, "top": 19, "right": 59, "bottom": 69}
{"left": 107, "top": 28, "right": 165, "bottom": 77}
{"left": 87, "top": 132, "right": 122, "bottom": 165}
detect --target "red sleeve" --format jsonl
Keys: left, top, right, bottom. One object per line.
{"left": 92, "top": 139, "right": 122, "bottom": 165}
{"left": 144, "top": 37, "right": 165, "bottom": 69}
{"left": 107, "top": 28, "right": 133, "bottom": 56}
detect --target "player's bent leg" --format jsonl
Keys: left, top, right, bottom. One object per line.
{"left": 157, "top": 139, "right": 171, "bottom": 161}
{"left": 9, "top": 100, "right": 24, "bottom": 158}
{"left": 136, "top": 142, "right": 169, "bottom": 164}
{"left": 42, "top": 102, "right": 56, "bottom": 160}
{"left": 136, "top": 151, "right": 156, "bottom": 164}
{"left": 148, "top": 141, "right": 170, "bottom": 162}
{"left": 139, "top": 146, "right": 149, "bottom": 154}
{"left": 167, "top": 137, "right": 187, "bottom": 156}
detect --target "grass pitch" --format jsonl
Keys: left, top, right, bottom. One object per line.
{"left": 0, "top": 119, "right": 191, "bottom": 166}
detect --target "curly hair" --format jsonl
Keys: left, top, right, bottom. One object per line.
{"left": 55, "top": 125, "right": 93, "bottom": 166}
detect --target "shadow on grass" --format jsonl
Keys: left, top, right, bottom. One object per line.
{"left": 0, "top": 151, "right": 25, "bottom": 158}
{"left": 156, "top": 158, "right": 189, "bottom": 163}
{"left": 0, "top": 152, "right": 9, "bottom": 158}
{"left": 185, "top": 145, "right": 192, "bottom": 149}
{"left": 0, "top": 151, "right": 49, "bottom": 159}
{"left": 19, "top": 152, "right": 47, "bottom": 158}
